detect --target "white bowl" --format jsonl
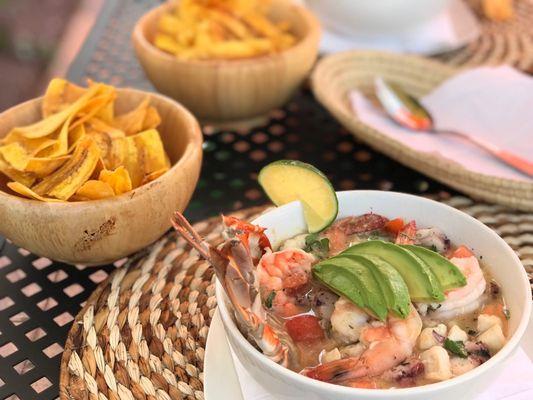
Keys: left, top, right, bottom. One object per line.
{"left": 304, "top": 0, "right": 450, "bottom": 36}
{"left": 216, "top": 190, "right": 531, "bottom": 400}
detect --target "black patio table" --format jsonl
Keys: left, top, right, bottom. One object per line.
{"left": 0, "top": 1, "right": 459, "bottom": 399}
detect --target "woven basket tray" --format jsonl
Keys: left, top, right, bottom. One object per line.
{"left": 59, "top": 200, "right": 533, "bottom": 400}
{"left": 311, "top": 51, "right": 533, "bottom": 211}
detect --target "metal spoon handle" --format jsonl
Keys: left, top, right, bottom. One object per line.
{"left": 436, "top": 129, "right": 533, "bottom": 177}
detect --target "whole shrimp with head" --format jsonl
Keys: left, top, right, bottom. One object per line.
{"left": 171, "top": 212, "right": 297, "bottom": 367}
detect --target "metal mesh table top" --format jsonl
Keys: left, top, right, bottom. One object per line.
{"left": 1, "top": 1, "right": 532, "bottom": 399}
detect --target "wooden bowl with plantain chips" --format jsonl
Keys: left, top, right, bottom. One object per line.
{"left": 0, "top": 88, "right": 202, "bottom": 266}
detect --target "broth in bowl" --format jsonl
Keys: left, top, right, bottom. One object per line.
{"left": 261, "top": 213, "right": 508, "bottom": 389}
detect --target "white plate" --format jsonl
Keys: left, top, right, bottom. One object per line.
{"left": 204, "top": 309, "right": 244, "bottom": 400}
{"left": 318, "top": 0, "right": 480, "bottom": 55}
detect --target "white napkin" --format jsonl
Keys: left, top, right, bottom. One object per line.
{"left": 318, "top": 0, "right": 480, "bottom": 55}
{"left": 230, "top": 346, "right": 533, "bottom": 400}
{"left": 349, "top": 66, "right": 533, "bottom": 182}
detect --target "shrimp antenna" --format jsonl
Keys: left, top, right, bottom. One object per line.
{"left": 171, "top": 212, "right": 210, "bottom": 260}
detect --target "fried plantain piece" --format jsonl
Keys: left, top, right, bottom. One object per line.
{"left": 99, "top": 166, "right": 132, "bottom": 195}
{"left": 72, "top": 179, "right": 115, "bottom": 201}
{"left": 32, "top": 136, "right": 100, "bottom": 200}
{"left": 7, "top": 181, "right": 63, "bottom": 202}
{"left": 113, "top": 97, "right": 150, "bottom": 136}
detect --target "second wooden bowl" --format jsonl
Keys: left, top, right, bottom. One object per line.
{"left": 0, "top": 89, "right": 203, "bottom": 265}
{"left": 132, "top": 0, "right": 320, "bottom": 124}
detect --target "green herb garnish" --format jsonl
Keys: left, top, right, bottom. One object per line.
{"left": 444, "top": 339, "right": 468, "bottom": 358}
{"left": 304, "top": 233, "right": 330, "bottom": 259}
{"left": 265, "top": 291, "right": 276, "bottom": 309}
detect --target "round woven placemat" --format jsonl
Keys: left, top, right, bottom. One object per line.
{"left": 437, "top": 0, "right": 533, "bottom": 71}
{"left": 59, "top": 199, "right": 533, "bottom": 400}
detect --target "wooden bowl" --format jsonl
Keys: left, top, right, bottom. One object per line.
{"left": 132, "top": 0, "right": 320, "bottom": 124}
{"left": 0, "top": 89, "right": 203, "bottom": 266}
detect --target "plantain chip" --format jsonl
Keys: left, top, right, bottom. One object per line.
{"left": 1, "top": 132, "right": 56, "bottom": 155}
{"left": 0, "top": 143, "right": 69, "bottom": 180}
{"left": 99, "top": 166, "right": 132, "bottom": 195}
{"left": 0, "top": 137, "right": 61, "bottom": 171}
{"left": 142, "top": 167, "right": 169, "bottom": 185}
{"left": 0, "top": 142, "right": 31, "bottom": 171}
{"left": 85, "top": 118, "right": 126, "bottom": 169}
{"left": 113, "top": 97, "right": 150, "bottom": 135}
{"left": 132, "top": 129, "right": 169, "bottom": 172}
{"left": 7, "top": 181, "right": 63, "bottom": 202}
{"left": 43, "top": 79, "right": 117, "bottom": 124}
{"left": 68, "top": 124, "right": 86, "bottom": 152}
{"left": 0, "top": 155, "right": 36, "bottom": 187}
{"left": 9, "top": 84, "right": 100, "bottom": 139}
{"left": 89, "top": 80, "right": 116, "bottom": 123}
{"left": 124, "top": 129, "right": 169, "bottom": 188}
{"left": 24, "top": 155, "right": 70, "bottom": 178}
{"left": 157, "top": 13, "right": 182, "bottom": 36}
{"left": 35, "top": 112, "right": 75, "bottom": 158}
{"left": 42, "top": 78, "right": 86, "bottom": 117}
{"left": 72, "top": 179, "right": 115, "bottom": 201}
{"left": 70, "top": 93, "right": 116, "bottom": 132}
{"left": 122, "top": 135, "right": 143, "bottom": 188}
{"left": 32, "top": 136, "right": 100, "bottom": 200}
{"left": 142, "top": 106, "right": 162, "bottom": 130}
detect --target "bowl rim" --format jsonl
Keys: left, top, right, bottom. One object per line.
{"left": 132, "top": 0, "right": 321, "bottom": 67}
{"left": 0, "top": 87, "right": 203, "bottom": 206}
{"left": 216, "top": 190, "right": 531, "bottom": 397}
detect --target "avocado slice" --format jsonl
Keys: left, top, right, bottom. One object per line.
{"left": 313, "top": 256, "right": 388, "bottom": 320}
{"left": 342, "top": 240, "right": 444, "bottom": 302}
{"left": 401, "top": 245, "right": 467, "bottom": 290}
{"left": 347, "top": 254, "right": 411, "bottom": 318}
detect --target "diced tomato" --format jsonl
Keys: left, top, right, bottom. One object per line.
{"left": 395, "top": 221, "right": 417, "bottom": 244}
{"left": 451, "top": 245, "right": 474, "bottom": 259}
{"left": 384, "top": 218, "right": 404, "bottom": 235}
{"left": 285, "top": 315, "right": 324, "bottom": 342}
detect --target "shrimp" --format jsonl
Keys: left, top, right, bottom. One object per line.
{"left": 301, "top": 305, "right": 422, "bottom": 385}
{"left": 171, "top": 213, "right": 293, "bottom": 367}
{"left": 428, "top": 246, "right": 486, "bottom": 320}
{"left": 257, "top": 248, "right": 315, "bottom": 318}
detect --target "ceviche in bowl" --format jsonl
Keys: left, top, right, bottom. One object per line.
{"left": 172, "top": 162, "right": 530, "bottom": 400}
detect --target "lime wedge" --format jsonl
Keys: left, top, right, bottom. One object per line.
{"left": 258, "top": 160, "right": 338, "bottom": 233}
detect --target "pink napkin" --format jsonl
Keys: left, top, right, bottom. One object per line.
{"left": 349, "top": 66, "right": 533, "bottom": 182}
{"left": 230, "top": 345, "right": 533, "bottom": 400}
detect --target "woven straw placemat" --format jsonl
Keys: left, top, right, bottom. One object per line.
{"left": 312, "top": 50, "right": 533, "bottom": 211}
{"left": 438, "top": 0, "right": 533, "bottom": 72}
{"left": 60, "top": 199, "right": 533, "bottom": 400}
